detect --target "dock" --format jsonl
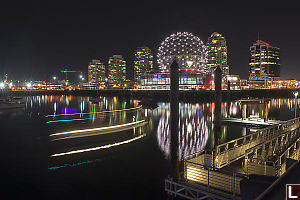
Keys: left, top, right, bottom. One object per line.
{"left": 165, "top": 117, "right": 300, "bottom": 199}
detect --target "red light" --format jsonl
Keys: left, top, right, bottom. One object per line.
{"left": 265, "top": 42, "right": 269, "bottom": 46}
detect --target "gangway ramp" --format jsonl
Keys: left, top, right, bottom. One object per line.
{"left": 245, "top": 131, "right": 300, "bottom": 176}
{"left": 214, "top": 118, "right": 300, "bottom": 168}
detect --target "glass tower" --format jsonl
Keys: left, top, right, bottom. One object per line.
{"left": 134, "top": 46, "right": 153, "bottom": 84}
{"left": 88, "top": 59, "right": 106, "bottom": 86}
{"left": 108, "top": 55, "right": 126, "bottom": 85}
{"left": 249, "top": 40, "right": 280, "bottom": 80}
{"left": 206, "top": 32, "right": 229, "bottom": 76}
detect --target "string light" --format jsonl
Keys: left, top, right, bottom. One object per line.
{"left": 157, "top": 32, "right": 207, "bottom": 73}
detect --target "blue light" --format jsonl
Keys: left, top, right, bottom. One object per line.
{"left": 46, "top": 116, "right": 106, "bottom": 123}
{"left": 62, "top": 108, "right": 77, "bottom": 114}
{"left": 48, "top": 158, "right": 105, "bottom": 170}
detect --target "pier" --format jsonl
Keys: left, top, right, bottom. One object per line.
{"left": 165, "top": 66, "right": 300, "bottom": 199}
{"left": 165, "top": 117, "right": 300, "bottom": 199}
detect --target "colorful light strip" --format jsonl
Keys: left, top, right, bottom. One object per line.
{"left": 46, "top": 116, "right": 106, "bottom": 123}
{"left": 60, "top": 70, "right": 77, "bottom": 73}
{"left": 48, "top": 158, "right": 105, "bottom": 170}
{"left": 45, "top": 106, "right": 142, "bottom": 118}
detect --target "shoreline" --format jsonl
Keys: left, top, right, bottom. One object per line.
{"left": 0, "top": 89, "right": 299, "bottom": 102}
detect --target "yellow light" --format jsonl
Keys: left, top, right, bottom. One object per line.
{"left": 51, "top": 134, "right": 146, "bottom": 157}
{"left": 50, "top": 120, "right": 146, "bottom": 137}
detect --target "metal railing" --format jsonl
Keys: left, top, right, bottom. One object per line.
{"left": 244, "top": 134, "right": 300, "bottom": 176}
{"left": 214, "top": 117, "right": 300, "bottom": 168}
{"left": 185, "top": 150, "right": 214, "bottom": 167}
{"left": 184, "top": 160, "right": 248, "bottom": 197}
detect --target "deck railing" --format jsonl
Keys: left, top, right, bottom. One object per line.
{"left": 214, "top": 117, "right": 300, "bottom": 168}
{"left": 245, "top": 136, "right": 300, "bottom": 176}
{"left": 184, "top": 159, "right": 248, "bottom": 197}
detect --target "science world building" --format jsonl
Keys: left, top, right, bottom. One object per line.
{"left": 141, "top": 32, "right": 211, "bottom": 90}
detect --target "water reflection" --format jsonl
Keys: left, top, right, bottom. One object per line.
{"left": 17, "top": 96, "right": 300, "bottom": 162}
{"left": 154, "top": 103, "right": 211, "bottom": 160}
{"left": 147, "top": 99, "right": 298, "bottom": 160}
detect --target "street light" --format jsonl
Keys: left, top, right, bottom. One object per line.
{"left": 294, "top": 92, "right": 299, "bottom": 118}
{"left": 27, "top": 83, "right": 32, "bottom": 89}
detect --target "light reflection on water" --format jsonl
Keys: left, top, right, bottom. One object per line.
{"left": 155, "top": 103, "right": 210, "bottom": 160}
{"left": 0, "top": 95, "right": 299, "bottom": 199}
{"left": 16, "top": 96, "right": 300, "bottom": 161}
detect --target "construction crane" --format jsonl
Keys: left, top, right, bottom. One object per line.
{"left": 60, "top": 69, "right": 77, "bottom": 84}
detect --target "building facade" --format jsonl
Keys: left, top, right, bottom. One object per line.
{"left": 249, "top": 40, "right": 280, "bottom": 81}
{"left": 139, "top": 32, "right": 208, "bottom": 90}
{"left": 225, "top": 75, "right": 241, "bottom": 90}
{"left": 141, "top": 72, "right": 208, "bottom": 90}
{"left": 134, "top": 46, "right": 153, "bottom": 84}
{"left": 88, "top": 59, "right": 106, "bottom": 86}
{"left": 206, "top": 32, "right": 229, "bottom": 76}
{"left": 108, "top": 55, "right": 126, "bottom": 86}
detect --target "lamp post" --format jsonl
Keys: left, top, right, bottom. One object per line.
{"left": 53, "top": 76, "right": 57, "bottom": 84}
{"left": 294, "top": 92, "right": 298, "bottom": 118}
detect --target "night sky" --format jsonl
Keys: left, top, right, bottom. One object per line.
{"left": 0, "top": 1, "right": 299, "bottom": 81}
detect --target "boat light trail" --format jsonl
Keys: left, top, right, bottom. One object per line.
{"left": 50, "top": 120, "right": 146, "bottom": 137}
{"left": 48, "top": 158, "right": 105, "bottom": 170}
{"left": 51, "top": 121, "right": 147, "bottom": 141}
{"left": 45, "top": 106, "right": 142, "bottom": 117}
{"left": 46, "top": 116, "right": 106, "bottom": 123}
{"left": 51, "top": 134, "right": 145, "bottom": 157}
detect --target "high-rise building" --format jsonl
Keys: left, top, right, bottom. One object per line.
{"left": 206, "top": 32, "right": 229, "bottom": 76}
{"left": 108, "top": 55, "right": 126, "bottom": 86}
{"left": 249, "top": 40, "right": 280, "bottom": 81}
{"left": 134, "top": 46, "right": 153, "bottom": 83}
{"left": 88, "top": 59, "right": 106, "bottom": 86}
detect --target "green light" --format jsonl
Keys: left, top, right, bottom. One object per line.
{"left": 221, "top": 131, "right": 224, "bottom": 141}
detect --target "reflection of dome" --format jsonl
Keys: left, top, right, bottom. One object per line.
{"left": 157, "top": 32, "right": 207, "bottom": 73}
{"left": 156, "top": 114, "right": 209, "bottom": 160}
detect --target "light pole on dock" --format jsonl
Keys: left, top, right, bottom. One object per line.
{"left": 294, "top": 92, "right": 298, "bottom": 118}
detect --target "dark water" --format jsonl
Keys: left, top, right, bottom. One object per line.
{"left": 0, "top": 96, "right": 297, "bottom": 199}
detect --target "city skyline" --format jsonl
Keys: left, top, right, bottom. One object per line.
{"left": 0, "top": 1, "right": 299, "bottom": 81}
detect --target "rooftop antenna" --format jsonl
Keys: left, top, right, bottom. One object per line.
{"left": 258, "top": 32, "right": 260, "bottom": 41}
